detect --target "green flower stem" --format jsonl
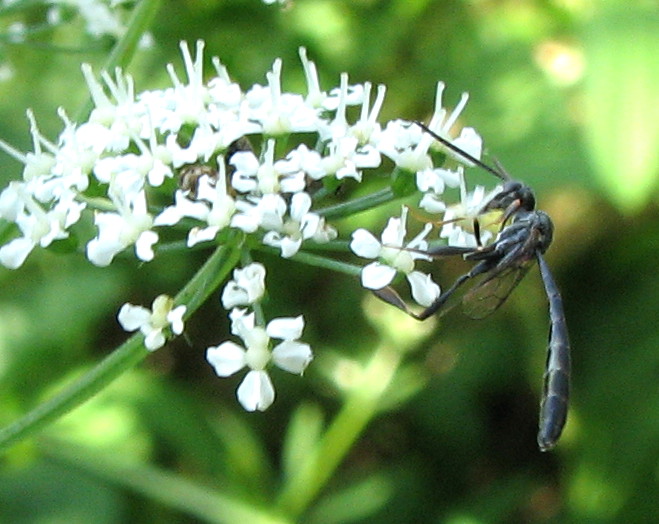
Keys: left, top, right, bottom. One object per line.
{"left": 316, "top": 187, "right": 397, "bottom": 219}
{"left": 255, "top": 244, "right": 362, "bottom": 278}
{"left": 42, "top": 439, "right": 292, "bottom": 524}
{"left": 0, "top": 236, "right": 243, "bottom": 451}
{"left": 287, "top": 249, "right": 363, "bottom": 277}
{"left": 75, "top": 0, "right": 162, "bottom": 122}
{"left": 276, "top": 340, "right": 404, "bottom": 518}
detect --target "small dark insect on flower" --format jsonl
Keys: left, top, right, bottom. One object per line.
{"left": 178, "top": 136, "right": 254, "bottom": 198}
{"left": 178, "top": 164, "right": 218, "bottom": 198}
{"left": 376, "top": 122, "right": 571, "bottom": 451}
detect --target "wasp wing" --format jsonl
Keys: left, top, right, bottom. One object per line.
{"left": 461, "top": 260, "right": 534, "bottom": 319}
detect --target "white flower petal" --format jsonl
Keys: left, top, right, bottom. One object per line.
{"left": 350, "top": 228, "right": 381, "bottom": 258}
{"left": 206, "top": 341, "right": 247, "bottom": 377}
{"left": 380, "top": 213, "right": 405, "bottom": 247}
{"left": 221, "top": 283, "right": 250, "bottom": 309}
{"left": 230, "top": 150, "right": 259, "bottom": 175}
{"left": 118, "top": 303, "right": 151, "bottom": 332}
{"left": 360, "top": 261, "right": 396, "bottom": 290}
{"left": 230, "top": 212, "right": 260, "bottom": 233}
{"left": 221, "top": 263, "right": 266, "bottom": 308}
{"left": 229, "top": 309, "right": 254, "bottom": 336}
{"left": 167, "top": 305, "right": 187, "bottom": 335}
{"left": 266, "top": 315, "right": 304, "bottom": 341}
{"left": 144, "top": 329, "right": 165, "bottom": 351}
{"left": 272, "top": 341, "right": 313, "bottom": 374}
{"left": 135, "top": 230, "right": 158, "bottom": 262}
{"left": 407, "top": 271, "right": 441, "bottom": 308}
{"left": 153, "top": 205, "right": 183, "bottom": 226}
{"left": 86, "top": 237, "right": 123, "bottom": 267}
{"left": 453, "top": 127, "right": 483, "bottom": 165}
{"left": 237, "top": 370, "right": 275, "bottom": 412}
{"left": 187, "top": 225, "right": 220, "bottom": 247}
{"left": 289, "top": 192, "right": 311, "bottom": 220}
{"left": 278, "top": 236, "right": 302, "bottom": 258}
{"left": 419, "top": 193, "right": 447, "bottom": 214}
{"left": 0, "top": 237, "right": 34, "bottom": 269}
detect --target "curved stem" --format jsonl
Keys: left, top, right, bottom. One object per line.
{"left": 287, "top": 249, "right": 362, "bottom": 277}
{"left": 316, "top": 187, "right": 397, "bottom": 219}
{"left": 0, "top": 235, "right": 243, "bottom": 451}
{"left": 275, "top": 340, "right": 404, "bottom": 518}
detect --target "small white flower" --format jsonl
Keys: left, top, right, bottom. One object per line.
{"left": 350, "top": 206, "right": 440, "bottom": 307}
{"left": 230, "top": 139, "right": 306, "bottom": 195}
{"left": 206, "top": 313, "right": 312, "bottom": 412}
{"left": 221, "top": 262, "right": 267, "bottom": 309}
{"left": 0, "top": 183, "right": 84, "bottom": 269}
{"left": 349, "top": 81, "right": 386, "bottom": 146}
{"left": 245, "top": 58, "right": 320, "bottom": 136}
{"left": 118, "top": 294, "right": 187, "bottom": 351}
{"left": 154, "top": 157, "right": 237, "bottom": 247}
{"left": 86, "top": 190, "right": 158, "bottom": 266}
{"left": 320, "top": 136, "right": 381, "bottom": 182}
{"left": 258, "top": 192, "right": 336, "bottom": 258}
{"left": 440, "top": 171, "right": 501, "bottom": 248}
{"left": 417, "top": 166, "right": 463, "bottom": 215}
{"left": 298, "top": 47, "right": 326, "bottom": 108}
{"left": 377, "top": 119, "right": 432, "bottom": 173}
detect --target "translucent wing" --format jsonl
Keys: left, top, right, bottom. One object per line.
{"left": 461, "top": 260, "right": 534, "bottom": 319}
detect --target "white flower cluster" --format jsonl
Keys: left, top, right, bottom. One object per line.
{"left": 207, "top": 263, "right": 313, "bottom": 411}
{"left": 0, "top": 39, "right": 500, "bottom": 409}
{"left": 0, "top": 41, "right": 485, "bottom": 273}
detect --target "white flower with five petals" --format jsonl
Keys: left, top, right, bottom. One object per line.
{"left": 206, "top": 312, "right": 312, "bottom": 412}
{"left": 350, "top": 206, "right": 440, "bottom": 308}
{"left": 221, "top": 263, "right": 267, "bottom": 309}
{"left": 118, "top": 294, "right": 186, "bottom": 351}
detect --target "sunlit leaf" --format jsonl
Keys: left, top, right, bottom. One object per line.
{"left": 581, "top": 5, "right": 659, "bottom": 212}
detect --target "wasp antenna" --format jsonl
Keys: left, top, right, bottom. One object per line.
{"left": 414, "top": 121, "right": 508, "bottom": 182}
{"left": 406, "top": 206, "right": 466, "bottom": 228}
{"left": 492, "top": 157, "right": 513, "bottom": 181}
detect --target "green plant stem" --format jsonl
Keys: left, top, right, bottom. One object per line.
{"left": 276, "top": 341, "right": 404, "bottom": 518}
{"left": 316, "top": 187, "right": 397, "bottom": 219}
{"left": 287, "top": 249, "right": 362, "bottom": 277}
{"left": 75, "top": 0, "right": 162, "bottom": 122}
{"left": 0, "top": 237, "right": 243, "bottom": 451}
{"left": 43, "top": 439, "right": 292, "bottom": 524}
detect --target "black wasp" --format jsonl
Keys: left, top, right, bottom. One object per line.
{"left": 377, "top": 121, "right": 570, "bottom": 451}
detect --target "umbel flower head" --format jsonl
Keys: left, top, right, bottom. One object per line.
{"left": 0, "top": 40, "right": 485, "bottom": 271}
{"left": 0, "top": 39, "right": 496, "bottom": 411}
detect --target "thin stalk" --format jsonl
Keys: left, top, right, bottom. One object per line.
{"left": 316, "top": 187, "right": 397, "bottom": 219}
{"left": 276, "top": 341, "right": 404, "bottom": 518}
{"left": 288, "top": 249, "right": 362, "bottom": 277}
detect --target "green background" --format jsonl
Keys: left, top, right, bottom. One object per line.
{"left": 1, "top": 0, "right": 659, "bottom": 522}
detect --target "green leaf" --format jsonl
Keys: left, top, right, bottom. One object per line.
{"left": 581, "top": 4, "right": 659, "bottom": 212}
{"left": 281, "top": 402, "right": 324, "bottom": 483}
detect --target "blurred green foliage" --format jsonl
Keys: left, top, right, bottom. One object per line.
{"left": 1, "top": 0, "right": 659, "bottom": 523}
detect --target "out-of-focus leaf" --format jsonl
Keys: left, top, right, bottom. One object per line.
{"left": 308, "top": 472, "right": 393, "bottom": 524}
{"left": 282, "top": 402, "right": 324, "bottom": 483}
{"left": 581, "top": 4, "right": 659, "bottom": 212}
